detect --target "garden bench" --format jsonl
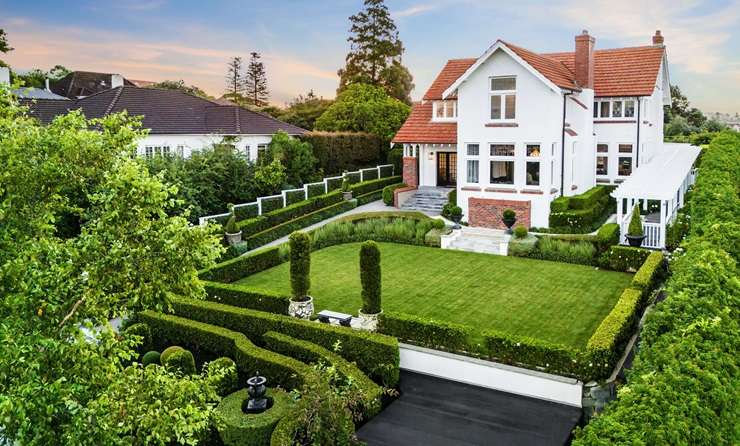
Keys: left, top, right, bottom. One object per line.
{"left": 317, "top": 310, "right": 353, "bottom": 327}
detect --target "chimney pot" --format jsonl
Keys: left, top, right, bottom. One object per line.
{"left": 574, "top": 31, "right": 595, "bottom": 89}
{"left": 111, "top": 73, "right": 124, "bottom": 89}
{"left": 652, "top": 30, "right": 664, "bottom": 45}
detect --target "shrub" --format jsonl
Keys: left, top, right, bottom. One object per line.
{"left": 423, "top": 228, "right": 444, "bottom": 247}
{"left": 548, "top": 186, "right": 613, "bottom": 233}
{"left": 164, "top": 348, "right": 196, "bottom": 375}
{"left": 199, "top": 245, "right": 283, "bottom": 283}
{"left": 205, "top": 357, "right": 239, "bottom": 397}
{"left": 224, "top": 213, "right": 239, "bottom": 234}
{"left": 665, "top": 210, "right": 690, "bottom": 250}
{"left": 550, "top": 196, "right": 570, "bottom": 212}
{"left": 160, "top": 345, "right": 184, "bottom": 364}
{"left": 447, "top": 189, "right": 457, "bottom": 205}
{"left": 502, "top": 209, "right": 516, "bottom": 219}
{"left": 507, "top": 235, "right": 538, "bottom": 257}
{"left": 513, "top": 225, "right": 528, "bottom": 239}
{"left": 310, "top": 214, "right": 438, "bottom": 250}
{"left": 237, "top": 191, "right": 342, "bottom": 235}
{"left": 627, "top": 205, "right": 643, "bottom": 236}
{"left": 533, "top": 237, "right": 597, "bottom": 266}
{"left": 585, "top": 288, "right": 642, "bottom": 376}
{"left": 123, "top": 322, "right": 152, "bottom": 353}
{"left": 263, "top": 331, "right": 382, "bottom": 418}
{"left": 285, "top": 189, "right": 306, "bottom": 206}
{"left": 630, "top": 251, "right": 664, "bottom": 298}
{"left": 298, "top": 131, "right": 384, "bottom": 174}
{"left": 260, "top": 196, "right": 284, "bottom": 214}
{"left": 158, "top": 297, "right": 400, "bottom": 386}
{"left": 349, "top": 175, "right": 402, "bottom": 197}
{"left": 341, "top": 176, "right": 350, "bottom": 192}
{"left": 306, "top": 182, "right": 326, "bottom": 198}
{"left": 600, "top": 245, "right": 650, "bottom": 271}
{"left": 141, "top": 350, "right": 161, "bottom": 366}
{"left": 379, "top": 313, "right": 474, "bottom": 353}
{"left": 214, "top": 388, "right": 295, "bottom": 446}
{"left": 354, "top": 189, "right": 383, "bottom": 206}
{"left": 289, "top": 231, "right": 311, "bottom": 301}
{"left": 219, "top": 241, "right": 250, "bottom": 262}
{"left": 360, "top": 241, "right": 381, "bottom": 314}
{"left": 382, "top": 183, "right": 407, "bottom": 205}
{"left": 596, "top": 223, "right": 620, "bottom": 252}
{"left": 204, "top": 282, "right": 290, "bottom": 314}
{"left": 442, "top": 204, "right": 462, "bottom": 221}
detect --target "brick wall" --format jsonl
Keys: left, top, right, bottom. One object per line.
{"left": 468, "top": 197, "right": 531, "bottom": 229}
{"left": 402, "top": 156, "right": 418, "bottom": 187}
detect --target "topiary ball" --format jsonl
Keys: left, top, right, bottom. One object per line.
{"left": 206, "top": 357, "right": 238, "bottom": 396}
{"left": 164, "top": 349, "right": 196, "bottom": 375}
{"left": 142, "top": 350, "right": 161, "bottom": 367}
{"left": 513, "top": 225, "right": 528, "bottom": 239}
{"left": 160, "top": 345, "right": 184, "bottom": 364}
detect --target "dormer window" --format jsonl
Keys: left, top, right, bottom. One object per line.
{"left": 433, "top": 100, "right": 457, "bottom": 121}
{"left": 490, "top": 76, "right": 516, "bottom": 121}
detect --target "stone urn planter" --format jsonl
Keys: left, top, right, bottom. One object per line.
{"left": 342, "top": 190, "right": 353, "bottom": 201}
{"left": 501, "top": 209, "right": 517, "bottom": 234}
{"left": 288, "top": 296, "right": 314, "bottom": 319}
{"left": 357, "top": 309, "right": 382, "bottom": 331}
{"left": 625, "top": 234, "right": 646, "bottom": 247}
{"left": 225, "top": 230, "right": 242, "bottom": 246}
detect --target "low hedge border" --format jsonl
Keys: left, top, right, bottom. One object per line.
{"left": 167, "top": 297, "right": 400, "bottom": 386}
{"left": 600, "top": 245, "right": 651, "bottom": 271}
{"left": 237, "top": 191, "right": 343, "bottom": 234}
{"left": 382, "top": 183, "right": 407, "bottom": 205}
{"left": 630, "top": 251, "right": 665, "bottom": 299}
{"left": 263, "top": 331, "right": 382, "bottom": 418}
{"left": 349, "top": 176, "right": 402, "bottom": 197}
{"left": 378, "top": 312, "right": 476, "bottom": 354}
{"left": 139, "top": 311, "right": 314, "bottom": 390}
{"left": 214, "top": 388, "right": 295, "bottom": 446}
{"left": 336, "top": 210, "right": 430, "bottom": 223}
{"left": 199, "top": 246, "right": 283, "bottom": 283}
{"left": 204, "top": 282, "right": 291, "bottom": 314}
{"left": 355, "top": 189, "right": 384, "bottom": 206}
{"left": 245, "top": 199, "right": 357, "bottom": 250}
{"left": 547, "top": 186, "right": 615, "bottom": 233}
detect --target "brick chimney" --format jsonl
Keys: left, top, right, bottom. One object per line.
{"left": 574, "top": 30, "right": 595, "bottom": 89}
{"left": 652, "top": 30, "right": 664, "bottom": 46}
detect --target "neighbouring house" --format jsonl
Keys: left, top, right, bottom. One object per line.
{"left": 16, "top": 84, "right": 306, "bottom": 159}
{"left": 50, "top": 71, "right": 138, "bottom": 98}
{"left": 393, "top": 30, "right": 673, "bottom": 229}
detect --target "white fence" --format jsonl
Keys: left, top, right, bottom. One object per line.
{"left": 198, "top": 164, "right": 394, "bottom": 225}
{"left": 620, "top": 209, "right": 664, "bottom": 249}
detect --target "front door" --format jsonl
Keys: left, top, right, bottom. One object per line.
{"left": 437, "top": 152, "right": 457, "bottom": 186}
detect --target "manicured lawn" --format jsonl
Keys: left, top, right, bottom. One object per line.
{"left": 235, "top": 243, "right": 633, "bottom": 348}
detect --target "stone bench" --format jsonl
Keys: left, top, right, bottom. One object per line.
{"left": 317, "top": 310, "right": 352, "bottom": 327}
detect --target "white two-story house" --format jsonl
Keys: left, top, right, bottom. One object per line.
{"left": 393, "top": 30, "right": 670, "bottom": 229}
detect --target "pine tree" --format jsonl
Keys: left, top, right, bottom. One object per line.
{"left": 337, "top": 0, "right": 414, "bottom": 104}
{"left": 245, "top": 52, "right": 269, "bottom": 106}
{"left": 0, "top": 29, "right": 11, "bottom": 54}
{"left": 224, "top": 56, "right": 245, "bottom": 100}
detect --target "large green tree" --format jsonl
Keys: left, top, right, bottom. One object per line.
{"left": 245, "top": 51, "right": 269, "bottom": 106}
{"left": 149, "top": 79, "right": 211, "bottom": 99}
{"left": 0, "top": 28, "right": 12, "bottom": 60}
{"left": 279, "top": 90, "right": 333, "bottom": 130}
{"left": 266, "top": 130, "right": 319, "bottom": 186}
{"left": 224, "top": 56, "right": 246, "bottom": 102}
{"left": 664, "top": 84, "right": 707, "bottom": 134}
{"left": 0, "top": 85, "right": 224, "bottom": 444}
{"left": 315, "top": 83, "right": 410, "bottom": 141}
{"left": 337, "top": 0, "right": 414, "bottom": 104}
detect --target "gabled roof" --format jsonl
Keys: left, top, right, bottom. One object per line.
{"left": 423, "top": 58, "right": 476, "bottom": 101}
{"left": 24, "top": 86, "right": 306, "bottom": 135}
{"left": 19, "top": 98, "right": 75, "bottom": 124}
{"left": 13, "top": 87, "right": 70, "bottom": 100}
{"left": 50, "top": 71, "right": 136, "bottom": 98}
{"left": 503, "top": 41, "right": 580, "bottom": 91}
{"left": 393, "top": 102, "right": 457, "bottom": 144}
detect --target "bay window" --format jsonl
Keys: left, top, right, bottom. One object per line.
{"left": 490, "top": 76, "right": 516, "bottom": 120}
{"left": 490, "top": 144, "right": 515, "bottom": 185}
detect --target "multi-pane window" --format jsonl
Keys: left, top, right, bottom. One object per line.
{"left": 525, "top": 144, "right": 540, "bottom": 186}
{"left": 433, "top": 101, "right": 457, "bottom": 120}
{"left": 145, "top": 146, "right": 153, "bottom": 158}
{"left": 466, "top": 144, "right": 479, "bottom": 183}
{"left": 596, "top": 143, "right": 609, "bottom": 176}
{"left": 144, "top": 146, "right": 170, "bottom": 158}
{"left": 618, "top": 157, "right": 632, "bottom": 176}
{"left": 176, "top": 145, "right": 185, "bottom": 157}
{"left": 490, "top": 144, "right": 515, "bottom": 185}
{"left": 257, "top": 144, "right": 269, "bottom": 162}
{"left": 624, "top": 100, "right": 635, "bottom": 117}
{"left": 594, "top": 99, "right": 637, "bottom": 119}
{"left": 490, "top": 76, "right": 516, "bottom": 120}
{"left": 162, "top": 146, "right": 171, "bottom": 157}
{"left": 619, "top": 144, "right": 633, "bottom": 153}
{"left": 550, "top": 142, "right": 557, "bottom": 187}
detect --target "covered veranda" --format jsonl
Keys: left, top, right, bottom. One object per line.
{"left": 612, "top": 143, "right": 701, "bottom": 249}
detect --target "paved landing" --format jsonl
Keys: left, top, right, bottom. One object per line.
{"left": 357, "top": 371, "right": 581, "bottom": 446}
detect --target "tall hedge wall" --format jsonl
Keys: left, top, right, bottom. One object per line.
{"left": 573, "top": 132, "right": 740, "bottom": 445}
{"left": 299, "top": 131, "right": 384, "bottom": 175}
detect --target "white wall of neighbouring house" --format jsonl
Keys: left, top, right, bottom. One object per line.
{"left": 135, "top": 134, "right": 276, "bottom": 161}
{"left": 454, "top": 48, "right": 565, "bottom": 228}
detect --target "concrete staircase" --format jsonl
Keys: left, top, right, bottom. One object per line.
{"left": 443, "top": 226, "right": 511, "bottom": 256}
{"left": 400, "top": 187, "right": 451, "bottom": 215}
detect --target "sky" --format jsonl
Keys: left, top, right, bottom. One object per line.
{"left": 1, "top": 0, "right": 739, "bottom": 112}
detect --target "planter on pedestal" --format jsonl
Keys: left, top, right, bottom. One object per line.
{"left": 288, "top": 296, "right": 314, "bottom": 319}
{"left": 342, "top": 191, "right": 353, "bottom": 201}
{"left": 625, "top": 234, "right": 646, "bottom": 247}
{"left": 357, "top": 309, "right": 382, "bottom": 331}
{"left": 225, "top": 231, "right": 242, "bottom": 246}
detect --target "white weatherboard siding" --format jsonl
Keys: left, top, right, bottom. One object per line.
{"left": 399, "top": 343, "right": 583, "bottom": 407}
{"left": 136, "top": 134, "right": 275, "bottom": 161}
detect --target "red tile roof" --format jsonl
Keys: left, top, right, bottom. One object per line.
{"left": 393, "top": 41, "right": 665, "bottom": 144}
{"left": 393, "top": 102, "right": 457, "bottom": 144}
{"left": 544, "top": 45, "right": 665, "bottom": 97}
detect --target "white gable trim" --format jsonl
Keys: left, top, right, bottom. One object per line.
{"left": 660, "top": 55, "right": 671, "bottom": 106}
{"left": 443, "top": 41, "right": 568, "bottom": 99}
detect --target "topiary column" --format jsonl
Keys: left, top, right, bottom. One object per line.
{"left": 359, "top": 241, "right": 381, "bottom": 330}
{"left": 288, "top": 231, "right": 314, "bottom": 318}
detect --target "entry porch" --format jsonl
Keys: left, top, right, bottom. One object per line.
{"left": 402, "top": 143, "right": 458, "bottom": 188}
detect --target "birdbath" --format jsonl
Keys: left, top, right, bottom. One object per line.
{"left": 244, "top": 372, "right": 268, "bottom": 414}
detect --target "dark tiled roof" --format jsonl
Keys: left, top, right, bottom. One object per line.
{"left": 19, "top": 98, "right": 75, "bottom": 124}
{"left": 25, "top": 86, "right": 306, "bottom": 135}
{"left": 50, "top": 71, "right": 136, "bottom": 98}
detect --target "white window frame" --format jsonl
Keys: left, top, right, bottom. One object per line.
{"left": 176, "top": 145, "right": 185, "bottom": 157}
{"left": 162, "top": 146, "right": 171, "bottom": 157}
{"left": 432, "top": 100, "right": 457, "bottom": 122}
{"left": 594, "top": 98, "right": 638, "bottom": 120}
{"left": 489, "top": 142, "right": 516, "bottom": 186}
{"left": 489, "top": 76, "right": 517, "bottom": 122}
{"left": 524, "top": 143, "right": 541, "bottom": 187}
{"left": 595, "top": 142, "right": 609, "bottom": 177}
{"left": 550, "top": 142, "right": 557, "bottom": 187}
{"left": 144, "top": 146, "right": 153, "bottom": 158}
{"left": 617, "top": 142, "right": 634, "bottom": 177}
{"left": 465, "top": 143, "right": 480, "bottom": 184}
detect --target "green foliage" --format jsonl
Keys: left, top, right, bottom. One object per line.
{"left": 205, "top": 357, "right": 239, "bottom": 397}
{"left": 441, "top": 204, "right": 462, "bottom": 220}
{"left": 360, "top": 241, "right": 382, "bottom": 314}
{"left": 315, "top": 83, "right": 411, "bottom": 141}
{"left": 349, "top": 175, "right": 401, "bottom": 196}
{"left": 220, "top": 241, "right": 250, "bottom": 262}
{"left": 149, "top": 79, "right": 212, "bottom": 99}
{"left": 550, "top": 196, "right": 570, "bottom": 212}
{"left": 278, "top": 91, "right": 334, "bottom": 130}
{"left": 507, "top": 234, "right": 538, "bottom": 257}
{"left": 585, "top": 288, "right": 642, "bottom": 372}
{"left": 224, "top": 213, "right": 239, "bottom": 234}
{"left": 199, "top": 245, "right": 284, "bottom": 283}
{"left": 513, "top": 225, "right": 528, "bottom": 239}
{"left": 502, "top": 209, "right": 516, "bottom": 219}
{"left": 264, "top": 130, "right": 318, "bottom": 186}
{"left": 142, "top": 350, "right": 161, "bottom": 366}
{"left": 215, "top": 388, "right": 294, "bottom": 446}
{"left": 548, "top": 186, "right": 614, "bottom": 233}
{"left": 238, "top": 190, "right": 343, "bottom": 235}
{"left": 263, "top": 331, "right": 382, "bottom": 418}
{"left": 298, "top": 131, "right": 384, "bottom": 174}
{"left": 164, "top": 348, "right": 197, "bottom": 375}
{"left": 447, "top": 189, "right": 457, "bottom": 205}
{"left": 341, "top": 176, "right": 351, "bottom": 192}
{"left": 627, "top": 204, "right": 643, "bottom": 236}
{"left": 152, "top": 296, "right": 400, "bottom": 386}
{"left": 379, "top": 312, "right": 473, "bottom": 353}
{"left": 161, "top": 345, "right": 185, "bottom": 364}
{"left": 259, "top": 196, "right": 284, "bottom": 214}
{"left": 382, "top": 184, "right": 406, "bottom": 206}
{"left": 596, "top": 223, "right": 620, "bottom": 252}
{"left": 355, "top": 188, "right": 384, "bottom": 205}
{"left": 630, "top": 251, "right": 665, "bottom": 296}
{"left": 244, "top": 51, "right": 269, "bottom": 106}
{"left": 0, "top": 28, "right": 11, "bottom": 54}
{"left": 123, "top": 322, "right": 152, "bottom": 353}
{"left": 284, "top": 189, "right": 305, "bottom": 206}
{"left": 311, "top": 214, "right": 439, "bottom": 250}
{"left": 600, "top": 245, "right": 651, "bottom": 271}
{"left": 204, "top": 281, "right": 291, "bottom": 314}
{"left": 532, "top": 237, "right": 597, "bottom": 266}
{"left": 253, "top": 159, "right": 287, "bottom": 197}
{"left": 665, "top": 208, "right": 690, "bottom": 250}
{"left": 289, "top": 231, "right": 312, "bottom": 300}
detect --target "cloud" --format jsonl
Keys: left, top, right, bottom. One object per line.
{"left": 394, "top": 3, "right": 438, "bottom": 18}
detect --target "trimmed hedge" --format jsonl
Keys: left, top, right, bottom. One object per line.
{"left": 214, "top": 388, "right": 295, "bottom": 446}
{"left": 548, "top": 186, "right": 614, "bottom": 233}
{"left": 260, "top": 196, "right": 284, "bottom": 214}
{"left": 349, "top": 176, "right": 402, "bottom": 197}
{"left": 630, "top": 251, "right": 665, "bottom": 297}
{"left": 245, "top": 199, "right": 357, "bottom": 250}
{"left": 299, "top": 131, "right": 384, "bottom": 175}
{"left": 360, "top": 241, "right": 381, "bottom": 314}
{"left": 140, "top": 311, "right": 314, "bottom": 390}
{"left": 285, "top": 189, "right": 306, "bottom": 206}
{"left": 600, "top": 245, "right": 651, "bottom": 271}
{"left": 164, "top": 348, "right": 196, "bottom": 375}
{"left": 166, "top": 297, "right": 400, "bottom": 386}
{"left": 263, "top": 331, "right": 382, "bottom": 418}
{"left": 355, "top": 189, "right": 384, "bottom": 206}
{"left": 199, "top": 246, "right": 283, "bottom": 283}
{"left": 595, "top": 223, "right": 620, "bottom": 252}
{"left": 306, "top": 183, "right": 326, "bottom": 198}
{"left": 238, "top": 191, "right": 343, "bottom": 234}
{"left": 382, "top": 183, "right": 407, "bottom": 205}
{"left": 585, "top": 288, "right": 642, "bottom": 375}
{"left": 379, "top": 312, "right": 474, "bottom": 353}
{"left": 289, "top": 231, "right": 311, "bottom": 300}
{"left": 234, "top": 203, "right": 258, "bottom": 221}
{"left": 204, "top": 282, "right": 291, "bottom": 314}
